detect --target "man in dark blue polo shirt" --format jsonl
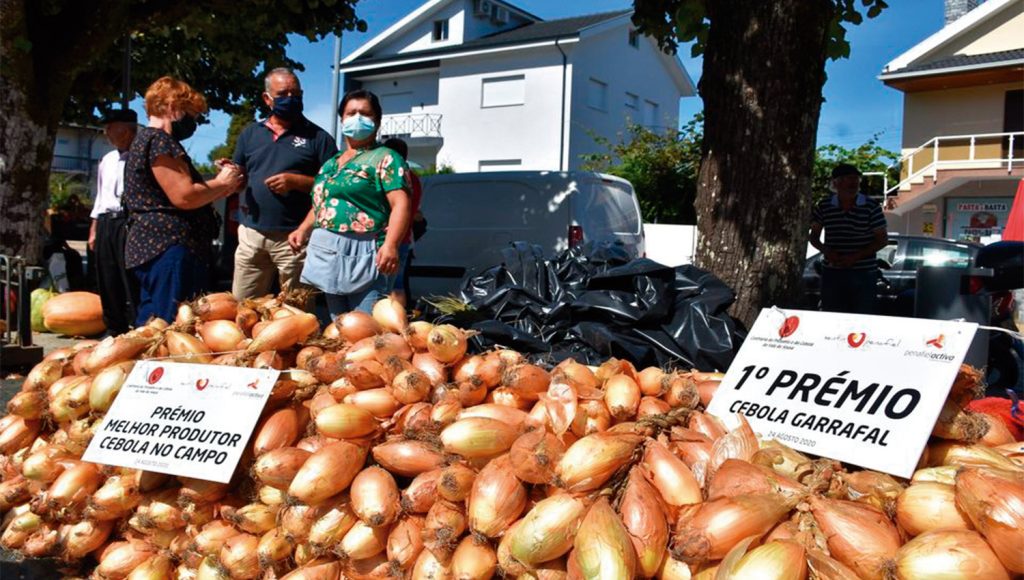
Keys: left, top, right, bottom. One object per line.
{"left": 810, "top": 163, "right": 889, "bottom": 314}
{"left": 231, "top": 67, "right": 338, "bottom": 299}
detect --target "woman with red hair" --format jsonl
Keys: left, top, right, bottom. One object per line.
{"left": 123, "top": 76, "right": 244, "bottom": 325}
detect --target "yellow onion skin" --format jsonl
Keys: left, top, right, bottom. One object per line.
{"left": 894, "top": 529, "right": 1010, "bottom": 580}
{"left": 6, "top": 390, "right": 48, "bottom": 419}
{"left": 193, "top": 520, "right": 243, "bottom": 557}
{"left": 253, "top": 404, "right": 306, "bottom": 456}
{"left": 288, "top": 441, "right": 367, "bottom": 505}
{"left": 88, "top": 360, "right": 135, "bottom": 413}
{"left": 423, "top": 499, "right": 467, "bottom": 560}
{"left": 438, "top": 461, "right": 476, "bottom": 502}
{"left": 338, "top": 519, "right": 390, "bottom": 560}
{"left": 165, "top": 330, "right": 214, "bottom": 363}
{"left": 955, "top": 466, "right": 1024, "bottom": 573}
{"left": 729, "top": 539, "right": 807, "bottom": 580}
{"left": 807, "top": 495, "right": 901, "bottom": 580}
{"left": 253, "top": 446, "right": 311, "bottom": 489}
{"left": 619, "top": 468, "right": 669, "bottom": 578}
{"left": 604, "top": 374, "right": 641, "bottom": 421}
{"left": 59, "top": 518, "right": 114, "bottom": 560}
{"left": 641, "top": 440, "right": 702, "bottom": 508}
{"left": 468, "top": 454, "right": 527, "bottom": 538}
{"left": 671, "top": 493, "right": 795, "bottom": 566}
{"left": 387, "top": 515, "right": 426, "bottom": 572}
{"left": 440, "top": 417, "right": 518, "bottom": 459}
{"left": 657, "top": 552, "right": 694, "bottom": 580}
{"left": 509, "top": 429, "right": 565, "bottom": 485}
{"left": 351, "top": 466, "right": 401, "bottom": 528}
{"left": 280, "top": 559, "right": 343, "bottom": 580}
{"left": 46, "top": 461, "right": 102, "bottom": 510}
{"left": 125, "top": 554, "right": 174, "bottom": 580}
{"left": 451, "top": 535, "right": 498, "bottom": 580}
{"left": 412, "top": 546, "right": 454, "bottom": 579}
{"left": 219, "top": 532, "right": 260, "bottom": 580}
{"left": 706, "top": 458, "right": 804, "bottom": 501}
{"left": 97, "top": 539, "right": 158, "bottom": 579}
{"left": 574, "top": 497, "right": 636, "bottom": 580}
{"left": 308, "top": 499, "right": 359, "bottom": 548}
{"left": 508, "top": 494, "right": 588, "bottom": 567}
{"left": 556, "top": 433, "right": 643, "bottom": 492}
{"left": 372, "top": 439, "right": 445, "bottom": 477}
{"left": 896, "top": 482, "right": 973, "bottom": 537}
{"left": 427, "top": 324, "right": 468, "bottom": 364}
{"left": 258, "top": 527, "right": 294, "bottom": 570}
{"left": 314, "top": 403, "right": 378, "bottom": 439}
{"left": 401, "top": 469, "right": 443, "bottom": 514}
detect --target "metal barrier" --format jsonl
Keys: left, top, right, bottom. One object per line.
{"left": 0, "top": 255, "right": 45, "bottom": 367}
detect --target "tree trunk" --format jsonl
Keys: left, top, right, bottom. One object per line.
{"left": 0, "top": 0, "right": 65, "bottom": 265}
{"left": 694, "top": 0, "right": 834, "bottom": 327}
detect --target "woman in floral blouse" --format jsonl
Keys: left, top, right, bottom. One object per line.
{"left": 124, "top": 77, "right": 244, "bottom": 325}
{"left": 297, "top": 89, "right": 411, "bottom": 317}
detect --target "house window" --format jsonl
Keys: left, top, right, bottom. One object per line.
{"left": 479, "top": 159, "right": 522, "bottom": 171}
{"left": 624, "top": 92, "right": 639, "bottom": 112}
{"left": 643, "top": 99, "right": 659, "bottom": 127}
{"left": 432, "top": 19, "right": 449, "bottom": 41}
{"left": 628, "top": 29, "right": 640, "bottom": 48}
{"left": 587, "top": 78, "right": 608, "bottom": 112}
{"left": 481, "top": 75, "right": 525, "bottom": 108}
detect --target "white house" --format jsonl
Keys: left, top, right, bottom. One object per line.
{"left": 338, "top": 0, "right": 695, "bottom": 172}
{"left": 52, "top": 124, "right": 115, "bottom": 201}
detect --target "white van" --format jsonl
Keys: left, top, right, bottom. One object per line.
{"left": 408, "top": 171, "right": 645, "bottom": 298}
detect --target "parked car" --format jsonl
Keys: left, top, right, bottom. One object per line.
{"left": 408, "top": 171, "right": 645, "bottom": 298}
{"left": 800, "top": 234, "right": 983, "bottom": 316}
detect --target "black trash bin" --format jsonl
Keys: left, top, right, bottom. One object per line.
{"left": 914, "top": 266, "right": 992, "bottom": 368}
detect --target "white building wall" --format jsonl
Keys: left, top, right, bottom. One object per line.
{"left": 566, "top": 25, "right": 684, "bottom": 168}
{"left": 435, "top": 47, "right": 568, "bottom": 172}
{"left": 359, "top": 71, "right": 442, "bottom": 115}
{"left": 372, "top": 0, "right": 530, "bottom": 58}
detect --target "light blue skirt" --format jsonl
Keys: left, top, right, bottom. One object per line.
{"left": 300, "top": 228, "right": 381, "bottom": 295}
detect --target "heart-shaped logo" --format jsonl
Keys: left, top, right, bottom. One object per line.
{"left": 779, "top": 316, "right": 800, "bottom": 338}
{"left": 195, "top": 378, "right": 210, "bottom": 391}
{"left": 847, "top": 333, "right": 867, "bottom": 348}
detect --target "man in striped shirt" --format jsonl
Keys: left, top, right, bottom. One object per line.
{"left": 809, "top": 163, "right": 889, "bottom": 314}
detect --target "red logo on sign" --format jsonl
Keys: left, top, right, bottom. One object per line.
{"left": 147, "top": 367, "right": 164, "bottom": 384}
{"left": 195, "top": 378, "right": 210, "bottom": 391}
{"left": 779, "top": 316, "right": 800, "bottom": 338}
{"left": 847, "top": 333, "right": 867, "bottom": 348}
{"left": 247, "top": 379, "right": 259, "bottom": 390}
{"left": 926, "top": 334, "right": 945, "bottom": 349}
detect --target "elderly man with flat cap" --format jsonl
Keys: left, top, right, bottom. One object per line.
{"left": 89, "top": 108, "right": 140, "bottom": 334}
{"left": 809, "top": 163, "right": 889, "bottom": 315}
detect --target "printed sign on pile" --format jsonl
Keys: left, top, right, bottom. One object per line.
{"left": 83, "top": 361, "right": 279, "bottom": 483}
{"left": 706, "top": 309, "right": 977, "bottom": 478}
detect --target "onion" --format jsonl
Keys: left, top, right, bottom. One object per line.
{"left": 59, "top": 518, "right": 114, "bottom": 559}
{"left": 404, "top": 320, "right": 434, "bottom": 351}
{"left": 840, "top": 470, "right": 904, "bottom": 514}
{"left": 308, "top": 500, "right": 358, "bottom": 548}
{"left": 247, "top": 313, "right": 319, "bottom": 353}
{"left": 454, "top": 354, "right": 503, "bottom": 389}
{"left": 307, "top": 389, "right": 338, "bottom": 419}
{"left": 344, "top": 388, "right": 402, "bottom": 418}
{"left": 253, "top": 404, "right": 306, "bottom": 456}
{"left": 556, "top": 433, "right": 643, "bottom": 492}
{"left": 620, "top": 467, "right": 670, "bottom": 578}
{"left": 0, "top": 417, "right": 40, "bottom": 454}
{"left": 217, "top": 533, "right": 259, "bottom": 579}
{"left": 502, "top": 363, "right": 550, "bottom": 401}
{"left": 21, "top": 524, "right": 58, "bottom": 558}
{"left": 165, "top": 330, "right": 214, "bottom": 363}
{"left": 896, "top": 481, "right": 972, "bottom": 537}
{"left": 929, "top": 441, "right": 1020, "bottom": 471}
{"left": 978, "top": 413, "right": 1015, "bottom": 447}
{"left": 412, "top": 352, "right": 448, "bottom": 386}
{"left": 21, "top": 359, "right": 64, "bottom": 392}
{"left": 807, "top": 495, "right": 901, "bottom": 580}
{"left": 706, "top": 458, "right": 804, "bottom": 501}
{"left": 47, "top": 461, "right": 102, "bottom": 509}
{"left": 728, "top": 539, "right": 807, "bottom": 580}
{"left": 688, "top": 412, "right": 726, "bottom": 440}
{"left": 296, "top": 345, "right": 323, "bottom": 369}
{"left": 195, "top": 292, "right": 238, "bottom": 321}
{"left": 458, "top": 404, "right": 529, "bottom": 429}
{"left": 288, "top": 441, "right": 367, "bottom": 505}
{"left": 83, "top": 331, "right": 156, "bottom": 374}
{"left": 257, "top": 528, "right": 294, "bottom": 572}
{"left": 228, "top": 503, "right": 279, "bottom": 534}
{"left": 179, "top": 477, "right": 229, "bottom": 505}
{"left": 49, "top": 375, "right": 93, "bottom": 423}
{"left": 574, "top": 497, "right": 636, "bottom": 579}
{"left": 253, "top": 349, "right": 291, "bottom": 370}
{"left": 197, "top": 319, "right": 245, "bottom": 352}
{"left": 412, "top": 547, "right": 453, "bottom": 579}
{"left": 507, "top": 494, "right": 588, "bottom": 566}
{"left": 658, "top": 552, "right": 695, "bottom": 580}
{"left": 193, "top": 519, "right": 243, "bottom": 556}
{"left": 637, "top": 367, "right": 668, "bottom": 396}
{"left": 555, "top": 358, "right": 600, "bottom": 392}
{"left": 338, "top": 520, "right": 389, "bottom": 560}
{"left": 280, "top": 501, "right": 335, "bottom": 542}
{"left": 372, "top": 295, "right": 407, "bottom": 333}
{"left": 392, "top": 402, "right": 434, "bottom": 433}
{"left": 638, "top": 396, "right": 671, "bottom": 418}
{"left": 88, "top": 360, "right": 134, "bottom": 413}
{"left": 21, "top": 445, "right": 72, "bottom": 483}
{"left": 912, "top": 465, "right": 958, "bottom": 485}
{"left": 671, "top": 493, "right": 796, "bottom": 565}
{"left": 372, "top": 439, "right": 445, "bottom": 477}
{"left": 6, "top": 390, "right": 48, "bottom": 419}
{"left": 509, "top": 429, "right": 565, "bottom": 484}
{"left": 451, "top": 535, "right": 498, "bottom": 580}
{"left": 570, "top": 399, "right": 612, "bottom": 436}
{"left": 350, "top": 466, "right": 400, "bottom": 527}
{"left": 708, "top": 414, "right": 759, "bottom": 473}
{"left": 391, "top": 369, "right": 432, "bottom": 404}
{"left": 431, "top": 399, "right": 462, "bottom": 427}
{"left": 423, "top": 499, "right": 467, "bottom": 560}
{"left": 97, "top": 539, "right": 157, "bottom": 579}
{"left": 280, "top": 559, "right": 342, "bottom": 580}
{"left": 438, "top": 462, "right": 476, "bottom": 502}
{"left": 1, "top": 510, "right": 42, "bottom": 550}
{"left": 753, "top": 439, "right": 813, "bottom": 481}
{"left": 315, "top": 403, "right": 378, "bottom": 439}
{"left": 87, "top": 475, "right": 141, "bottom": 520}
{"left": 604, "top": 374, "right": 641, "bottom": 420}
{"left": 955, "top": 466, "right": 1024, "bottom": 573}
{"left": 427, "top": 324, "right": 468, "bottom": 364}
{"left": 440, "top": 417, "right": 518, "bottom": 459}
{"left": 641, "top": 439, "right": 702, "bottom": 507}
{"left": 468, "top": 454, "right": 527, "bottom": 537}
{"left": 336, "top": 311, "right": 382, "bottom": 343}
{"left": 893, "top": 529, "right": 1010, "bottom": 580}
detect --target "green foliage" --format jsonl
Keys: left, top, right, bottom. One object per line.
{"left": 417, "top": 164, "right": 456, "bottom": 176}
{"left": 631, "top": 0, "right": 888, "bottom": 60}
{"left": 47, "top": 173, "right": 90, "bottom": 209}
{"left": 581, "top": 114, "right": 703, "bottom": 224}
{"left": 813, "top": 136, "right": 900, "bottom": 202}
{"left": 209, "top": 101, "right": 256, "bottom": 163}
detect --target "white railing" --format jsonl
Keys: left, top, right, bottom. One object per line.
{"left": 379, "top": 113, "right": 443, "bottom": 139}
{"left": 883, "top": 131, "right": 1023, "bottom": 204}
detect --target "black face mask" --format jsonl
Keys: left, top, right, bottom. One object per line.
{"left": 171, "top": 115, "right": 198, "bottom": 141}
{"left": 271, "top": 95, "right": 304, "bottom": 121}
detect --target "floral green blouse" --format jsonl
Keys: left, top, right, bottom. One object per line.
{"left": 311, "top": 146, "right": 405, "bottom": 244}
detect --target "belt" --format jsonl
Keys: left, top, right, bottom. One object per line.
{"left": 99, "top": 210, "right": 126, "bottom": 219}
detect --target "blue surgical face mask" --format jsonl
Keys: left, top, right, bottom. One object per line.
{"left": 341, "top": 113, "right": 376, "bottom": 141}
{"left": 271, "top": 95, "right": 303, "bottom": 121}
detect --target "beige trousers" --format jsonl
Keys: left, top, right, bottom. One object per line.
{"left": 232, "top": 224, "right": 306, "bottom": 300}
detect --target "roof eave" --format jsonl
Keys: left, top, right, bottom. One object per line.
{"left": 881, "top": 0, "right": 1013, "bottom": 72}
{"left": 341, "top": 36, "right": 582, "bottom": 74}
{"left": 878, "top": 58, "right": 1024, "bottom": 82}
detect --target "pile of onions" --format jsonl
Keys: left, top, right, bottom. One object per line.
{"left": 1, "top": 291, "right": 1020, "bottom": 580}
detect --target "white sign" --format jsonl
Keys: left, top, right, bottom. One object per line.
{"left": 83, "top": 361, "right": 279, "bottom": 483}
{"left": 706, "top": 309, "right": 977, "bottom": 477}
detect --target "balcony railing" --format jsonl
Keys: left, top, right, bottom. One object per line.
{"left": 883, "top": 131, "right": 1023, "bottom": 204}
{"left": 379, "top": 113, "right": 443, "bottom": 139}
